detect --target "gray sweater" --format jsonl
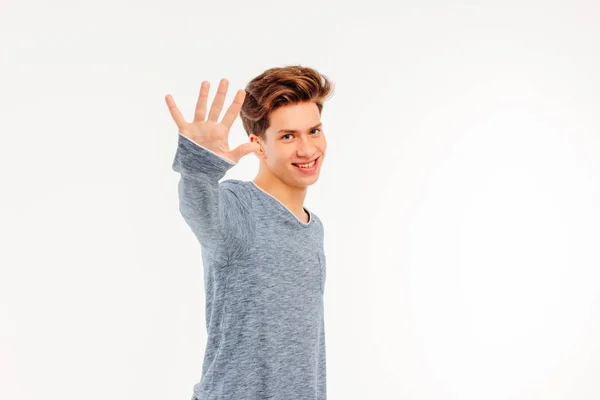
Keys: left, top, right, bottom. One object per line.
{"left": 172, "top": 132, "right": 327, "bottom": 400}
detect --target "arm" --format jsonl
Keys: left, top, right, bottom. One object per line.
{"left": 172, "top": 132, "right": 255, "bottom": 258}
{"left": 166, "top": 79, "right": 260, "bottom": 257}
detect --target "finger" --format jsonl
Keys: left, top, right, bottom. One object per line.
{"left": 220, "top": 89, "right": 246, "bottom": 129}
{"left": 207, "top": 78, "right": 228, "bottom": 122}
{"left": 193, "top": 81, "right": 209, "bottom": 123}
{"left": 165, "top": 94, "right": 186, "bottom": 131}
{"left": 230, "top": 141, "right": 261, "bottom": 162}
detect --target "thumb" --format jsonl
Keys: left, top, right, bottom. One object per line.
{"left": 231, "top": 141, "right": 261, "bottom": 162}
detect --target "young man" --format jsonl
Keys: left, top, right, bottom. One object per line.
{"left": 166, "top": 65, "right": 334, "bottom": 400}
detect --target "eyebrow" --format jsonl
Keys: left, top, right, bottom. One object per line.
{"left": 277, "top": 122, "right": 322, "bottom": 134}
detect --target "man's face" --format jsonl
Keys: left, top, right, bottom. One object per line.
{"left": 251, "top": 101, "right": 327, "bottom": 187}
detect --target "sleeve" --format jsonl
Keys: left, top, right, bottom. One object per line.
{"left": 172, "top": 132, "right": 252, "bottom": 258}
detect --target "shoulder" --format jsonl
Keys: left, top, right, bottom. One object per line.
{"left": 220, "top": 178, "right": 249, "bottom": 192}
{"left": 220, "top": 179, "right": 254, "bottom": 207}
{"left": 310, "top": 211, "right": 324, "bottom": 232}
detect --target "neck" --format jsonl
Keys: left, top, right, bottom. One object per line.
{"left": 252, "top": 167, "right": 308, "bottom": 219}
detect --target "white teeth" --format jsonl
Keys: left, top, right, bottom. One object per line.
{"left": 295, "top": 159, "right": 315, "bottom": 168}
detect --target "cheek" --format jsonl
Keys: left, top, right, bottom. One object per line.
{"left": 266, "top": 151, "right": 292, "bottom": 168}
{"left": 275, "top": 158, "right": 290, "bottom": 168}
{"left": 319, "top": 137, "right": 327, "bottom": 150}
{"left": 275, "top": 149, "right": 294, "bottom": 165}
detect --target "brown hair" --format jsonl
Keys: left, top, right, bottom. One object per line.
{"left": 240, "top": 65, "right": 335, "bottom": 141}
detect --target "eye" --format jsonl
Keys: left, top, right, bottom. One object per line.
{"left": 281, "top": 128, "right": 321, "bottom": 141}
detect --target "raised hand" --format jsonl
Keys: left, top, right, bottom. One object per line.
{"left": 165, "top": 78, "right": 260, "bottom": 164}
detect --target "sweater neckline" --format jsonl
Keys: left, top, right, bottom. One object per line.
{"left": 249, "top": 181, "right": 313, "bottom": 227}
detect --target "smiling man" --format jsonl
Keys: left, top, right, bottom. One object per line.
{"left": 166, "top": 65, "right": 334, "bottom": 400}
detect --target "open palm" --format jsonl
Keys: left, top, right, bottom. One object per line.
{"left": 165, "top": 78, "right": 259, "bottom": 163}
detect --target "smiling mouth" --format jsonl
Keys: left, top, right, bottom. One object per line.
{"left": 292, "top": 156, "right": 320, "bottom": 168}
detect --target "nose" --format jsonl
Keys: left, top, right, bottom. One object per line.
{"left": 297, "top": 136, "right": 317, "bottom": 158}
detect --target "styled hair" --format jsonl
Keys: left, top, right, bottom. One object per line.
{"left": 240, "top": 65, "right": 335, "bottom": 141}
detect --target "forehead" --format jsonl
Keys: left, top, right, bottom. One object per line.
{"left": 268, "top": 101, "right": 321, "bottom": 130}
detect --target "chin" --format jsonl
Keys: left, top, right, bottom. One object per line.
{"left": 299, "top": 175, "right": 320, "bottom": 186}
{"left": 287, "top": 174, "right": 320, "bottom": 189}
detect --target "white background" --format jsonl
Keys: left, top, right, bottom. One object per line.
{"left": 2, "top": 1, "right": 600, "bottom": 399}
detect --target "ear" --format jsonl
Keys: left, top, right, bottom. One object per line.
{"left": 249, "top": 134, "right": 266, "bottom": 160}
